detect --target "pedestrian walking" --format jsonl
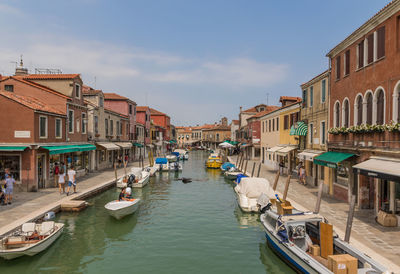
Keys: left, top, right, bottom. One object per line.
{"left": 54, "top": 162, "right": 60, "bottom": 187}
{"left": 300, "top": 165, "right": 306, "bottom": 185}
{"left": 118, "top": 155, "right": 122, "bottom": 168}
{"left": 66, "top": 165, "right": 77, "bottom": 196}
{"left": 297, "top": 162, "right": 303, "bottom": 178}
{"left": 279, "top": 160, "right": 285, "bottom": 175}
{"left": 58, "top": 167, "right": 66, "bottom": 194}
{"left": 124, "top": 154, "right": 129, "bottom": 165}
{"left": 4, "top": 174, "right": 15, "bottom": 204}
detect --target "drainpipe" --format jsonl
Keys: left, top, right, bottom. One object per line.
{"left": 66, "top": 103, "right": 69, "bottom": 142}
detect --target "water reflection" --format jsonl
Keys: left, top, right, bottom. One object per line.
{"left": 234, "top": 207, "right": 261, "bottom": 229}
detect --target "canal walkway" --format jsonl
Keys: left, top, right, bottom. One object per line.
{"left": 0, "top": 160, "right": 149, "bottom": 236}
{"left": 229, "top": 155, "right": 400, "bottom": 273}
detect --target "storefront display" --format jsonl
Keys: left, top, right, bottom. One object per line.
{"left": 0, "top": 155, "right": 20, "bottom": 181}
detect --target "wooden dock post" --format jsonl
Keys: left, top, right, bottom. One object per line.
{"left": 314, "top": 181, "right": 324, "bottom": 213}
{"left": 123, "top": 159, "right": 127, "bottom": 177}
{"left": 272, "top": 170, "right": 280, "bottom": 191}
{"left": 257, "top": 163, "right": 261, "bottom": 177}
{"left": 141, "top": 155, "right": 145, "bottom": 169}
{"left": 344, "top": 195, "right": 356, "bottom": 243}
{"left": 251, "top": 162, "right": 256, "bottom": 177}
{"left": 282, "top": 175, "right": 291, "bottom": 201}
{"left": 235, "top": 152, "right": 241, "bottom": 166}
{"left": 244, "top": 160, "right": 248, "bottom": 174}
{"left": 114, "top": 162, "right": 118, "bottom": 183}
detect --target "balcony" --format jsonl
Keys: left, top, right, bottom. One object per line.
{"left": 328, "top": 131, "right": 400, "bottom": 150}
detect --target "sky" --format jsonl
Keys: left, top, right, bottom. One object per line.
{"left": 0, "top": 0, "right": 391, "bottom": 126}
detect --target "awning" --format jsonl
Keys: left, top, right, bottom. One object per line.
{"left": 42, "top": 144, "right": 96, "bottom": 155}
{"left": 297, "top": 150, "right": 324, "bottom": 162}
{"left": 313, "top": 151, "right": 355, "bottom": 168}
{"left": 133, "top": 142, "right": 144, "bottom": 148}
{"left": 290, "top": 121, "right": 308, "bottom": 136}
{"left": 96, "top": 142, "right": 120, "bottom": 150}
{"left": 267, "top": 146, "right": 284, "bottom": 153}
{"left": 353, "top": 157, "right": 400, "bottom": 181}
{"left": 0, "top": 146, "right": 28, "bottom": 152}
{"left": 146, "top": 144, "right": 154, "bottom": 148}
{"left": 115, "top": 142, "right": 132, "bottom": 149}
{"left": 276, "top": 146, "right": 297, "bottom": 156}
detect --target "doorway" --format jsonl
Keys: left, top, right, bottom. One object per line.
{"left": 37, "top": 154, "right": 46, "bottom": 189}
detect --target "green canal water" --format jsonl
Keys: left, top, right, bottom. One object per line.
{"left": 0, "top": 151, "right": 294, "bottom": 274}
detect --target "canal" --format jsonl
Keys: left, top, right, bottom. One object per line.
{"left": 0, "top": 151, "right": 294, "bottom": 274}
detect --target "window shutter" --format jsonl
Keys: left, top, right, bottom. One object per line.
{"left": 336, "top": 56, "right": 341, "bottom": 79}
{"left": 377, "top": 26, "right": 385, "bottom": 59}
{"left": 366, "top": 94, "right": 373, "bottom": 125}
{"left": 367, "top": 34, "right": 374, "bottom": 64}
{"left": 321, "top": 80, "right": 326, "bottom": 102}
{"left": 377, "top": 90, "right": 384, "bottom": 125}
{"left": 358, "top": 41, "right": 364, "bottom": 68}
{"left": 357, "top": 96, "right": 363, "bottom": 126}
{"left": 345, "top": 50, "right": 350, "bottom": 75}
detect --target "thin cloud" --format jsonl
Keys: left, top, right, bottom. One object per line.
{"left": 0, "top": 3, "right": 23, "bottom": 15}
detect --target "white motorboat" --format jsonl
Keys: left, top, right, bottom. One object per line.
{"left": 224, "top": 171, "right": 243, "bottom": 180}
{"left": 0, "top": 221, "right": 64, "bottom": 260}
{"left": 260, "top": 210, "right": 388, "bottom": 274}
{"left": 144, "top": 166, "right": 157, "bottom": 177}
{"left": 117, "top": 168, "right": 150, "bottom": 188}
{"left": 174, "top": 149, "right": 189, "bottom": 160}
{"left": 104, "top": 199, "right": 140, "bottom": 220}
{"left": 234, "top": 177, "right": 274, "bottom": 212}
{"left": 166, "top": 154, "right": 177, "bottom": 162}
{"left": 154, "top": 158, "right": 169, "bottom": 172}
{"left": 169, "top": 161, "right": 183, "bottom": 172}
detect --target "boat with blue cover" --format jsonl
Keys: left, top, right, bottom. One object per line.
{"left": 154, "top": 158, "right": 169, "bottom": 172}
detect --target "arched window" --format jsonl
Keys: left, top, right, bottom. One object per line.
{"left": 343, "top": 99, "right": 350, "bottom": 128}
{"left": 376, "top": 89, "right": 384, "bottom": 125}
{"left": 334, "top": 101, "right": 340, "bottom": 127}
{"left": 366, "top": 93, "right": 373, "bottom": 125}
{"left": 356, "top": 95, "right": 363, "bottom": 125}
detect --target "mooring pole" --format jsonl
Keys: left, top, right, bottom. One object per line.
{"left": 236, "top": 152, "right": 241, "bottom": 166}
{"left": 251, "top": 162, "right": 256, "bottom": 177}
{"left": 344, "top": 195, "right": 356, "bottom": 243}
{"left": 314, "top": 181, "right": 324, "bottom": 213}
{"left": 282, "top": 175, "right": 291, "bottom": 201}
{"left": 257, "top": 162, "right": 261, "bottom": 177}
{"left": 244, "top": 160, "right": 248, "bottom": 175}
{"left": 114, "top": 162, "right": 118, "bottom": 183}
{"left": 272, "top": 170, "right": 280, "bottom": 191}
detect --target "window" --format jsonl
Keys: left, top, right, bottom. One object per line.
{"left": 269, "top": 120, "right": 271, "bottom": 131}
{"left": 76, "top": 119, "right": 80, "bottom": 133}
{"left": 310, "top": 86, "right": 313, "bottom": 107}
{"left": 334, "top": 102, "right": 340, "bottom": 127}
{"left": 321, "top": 121, "right": 326, "bottom": 145}
{"left": 75, "top": 84, "right": 80, "bottom": 98}
{"left": 284, "top": 115, "right": 289, "bottom": 130}
{"left": 105, "top": 118, "right": 109, "bottom": 135}
{"left": 321, "top": 79, "right": 326, "bottom": 103}
{"left": 116, "top": 121, "right": 120, "bottom": 136}
{"left": 129, "top": 105, "right": 132, "bottom": 115}
{"left": 127, "top": 124, "right": 129, "bottom": 136}
{"left": 336, "top": 56, "right": 341, "bottom": 80}
{"left": 39, "top": 116, "right": 48, "bottom": 138}
{"left": 4, "top": 85, "right": 13, "bottom": 92}
{"left": 367, "top": 33, "right": 374, "bottom": 64}
{"left": 377, "top": 26, "right": 385, "bottom": 59}
{"left": 68, "top": 110, "right": 74, "bottom": 133}
{"left": 356, "top": 95, "right": 363, "bottom": 126}
{"left": 82, "top": 113, "right": 86, "bottom": 134}
{"left": 120, "top": 122, "right": 123, "bottom": 136}
{"left": 309, "top": 123, "right": 314, "bottom": 144}
{"left": 302, "top": 89, "right": 307, "bottom": 107}
{"left": 366, "top": 93, "right": 373, "bottom": 125}
{"left": 272, "top": 119, "right": 275, "bottom": 131}
{"left": 358, "top": 40, "right": 364, "bottom": 68}
{"left": 262, "top": 121, "right": 265, "bottom": 132}
{"left": 99, "top": 97, "right": 104, "bottom": 107}
{"left": 397, "top": 16, "right": 400, "bottom": 51}
{"left": 344, "top": 50, "right": 350, "bottom": 76}
{"left": 94, "top": 116, "right": 99, "bottom": 134}
{"left": 376, "top": 89, "right": 385, "bottom": 125}
{"left": 0, "top": 155, "right": 21, "bottom": 181}
{"left": 110, "top": 120, "right": 114, "bottom": 135}
{"left": 276, "top": 118, "right": 279, "bottom": 131}
{"left": 343, "top": 99, "right": 349, "bottom": 128}
{"left": 55, "top": 118, "right": 62, "bottom": 138}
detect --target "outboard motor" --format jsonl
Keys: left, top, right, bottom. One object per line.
{"left": 127, "top": 174, "right": 135, "bottom": 187}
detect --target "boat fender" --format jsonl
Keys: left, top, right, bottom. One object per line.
{"left": 44, "top": 211, "right": 56, "bottom": 221}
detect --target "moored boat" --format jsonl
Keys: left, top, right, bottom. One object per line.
{"left": 169, "top": 161, "right": 183, "bottom": 172}
{"left": 221, "top": 162, "right": 236, "bottom": 172}
{"left": 154, "top": 158, "right": 169, "bottom": 172}
{"left": 260, "top": 210, "right": 388, "bottom": 274}
{"left": 166, "top": 154, "right": 177, "bottom": 162}
{"left": 224, "top": 170, "right": 243, "bottom": 180}
{"left": 117, "top": 168, "right": 150, "bottom": 188}
{"left": 0, "top": 221, "right": 64, "bottom": 260}
{"left": 234, "top": 177, "right": 274, "bottom": 212}
{"left": 206, "top": 155, "right": 222, "bottom": 169}
{"left": 104, "top": 199, "right": 140, "bottom": 220}
{"left": 144, "top": 166, "right": 157, "bottom": 177}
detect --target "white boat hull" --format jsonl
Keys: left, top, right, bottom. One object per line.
{"left": 132, "top": 173, "right": 150, "bottom": 188}
{"left": 0, "top": 223, "right": 64, "bottom": 260}
{"left": 225, "top": 171, "right": 242, "bottom": 180}
{"left": 166, "top": 155, "right": 177, "bottom": 162}
{"left": 234, "top": 191, "right": 259, "bottom": 212}
{"left": 105, "top": 199, "right": 140, "bottom": 220}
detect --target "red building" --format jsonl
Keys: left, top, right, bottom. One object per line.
{"left": 150, "top": 108, "right": 171, "bottom": 141}
{"left": 136, "top": 106, "right": 151, "bottom": 145}
{"left": 326, "top": 1, "right": 400, "bottom": 214}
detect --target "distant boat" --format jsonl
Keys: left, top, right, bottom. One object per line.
{"left": 104, "top": 199, "right": 140, "bottom": 220}
{"left": 224, "top": 171, "right": 243, "bottom": 180}
{"left": 0, "top": 221, "right": 64, "bottom": 260}
{"left": 234, "top": 177, "right": 274, "bottom": 212}
{"left": 154, "top": 158, "right": 169, "bottom": 172}
{"left": 166, "top": 154, "right": 177, "bottom": 162}
{"left": 117, "top": 168, "right": 150, "bottom": 188}
{"left": 169, "top": 161, "right": 183, "bottom": 172}
{"left": 206, "top": 155, "right": 222, "bottom": 169}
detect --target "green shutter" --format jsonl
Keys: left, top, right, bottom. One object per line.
{"left": 321, "top": 79, "right": 326, "bottom": 102}
{"left": 310, "top": 86, "right": 313, "bottom": 107}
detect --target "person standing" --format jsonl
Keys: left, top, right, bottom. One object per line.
{"left": 124, "top": 154, "right": 129, "bottom": 165}
{"left": 58, "top": 167, "right": 66, "bottom": 194}
{"left": 300, "top": 165, "right": 306, "bottom": 185}
{"left": 4, "top": 174, "right": 15, "bottom": 204}
{"left": 66, "top": 165, "right": 77, "bottom": 196}
{"left": 279, "top": 160, "right": 285, "bottom": 175}
{"left": 54, "top": 162, "right": 60, "bottom": 188}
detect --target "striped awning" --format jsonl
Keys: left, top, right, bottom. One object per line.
{"left": 290, "top": 121, "right": 308, "bottom": 136}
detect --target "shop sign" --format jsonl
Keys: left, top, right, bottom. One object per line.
{"left": 14, "top": 131, "right": 31, "bottom": 138}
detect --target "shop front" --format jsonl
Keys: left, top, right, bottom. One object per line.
{"left": 297, "top": 150, "right": 324, "bottom": 186}
{"left": 96, "top": 142, "right": 120, "bottom": 170}
{"left": 353, "top": 157, "right": 400, "bottom": 219}
{"left": 265, "top": 146, "right": 285, "bottom": 171}
{"left": 115, "top": 142, "right": 133, "bottom": 162}
{"left": 275, "top": 145, "right": 297, "bottom": 176}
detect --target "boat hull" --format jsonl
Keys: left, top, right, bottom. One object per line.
{"left": 0, "top": 224, "right": 64, "bottom": 260}
{"left": 132, "top": 174, "right": 150, "bottom": 188}
{"left": 225, "top": 172, "right": 242, "bottom": 180}
{"left": 234, "top": 191, "right": 259, "bottom": 212}
{"left": 105, "top": 200, "right": 140, "bottom": 220}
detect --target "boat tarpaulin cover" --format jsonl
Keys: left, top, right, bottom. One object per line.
{"left": 235, "top": 178, "right": 273, "bottom": 198}
{"left": 221, "top": 162, "right": 235, "bottom": 170}
{"left": 155, "top": 158, "right": 168, "bottom": 164}
{"left": 172, "top": 152, "right": 179, "bottom": 157}
{"left": 353, "top": 157, "right": 400, "bottom": 181}
{"left": 0, "top": 146, "right": 28, "bottom": 151}
{"left": 313, "top": 151, "right": 354, "bottom": 168}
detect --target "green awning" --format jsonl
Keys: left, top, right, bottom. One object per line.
{"left": 0, "top": 146, "right": 28, "bottom": 152}
{"left": 313, "top": 151, "right": 355, "bottom": 168}
{"left": 133, "top": 143, "right": 144, "bottom": 148}
{"left": 290, "top": 121, "right": 308, "bottom": 136}
{"left": 42, "top": 144, "right": 96, "bottom": 155}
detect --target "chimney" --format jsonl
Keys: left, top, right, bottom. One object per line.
{"left": 240, "top": 106, "right": 243, "bottom": 112}
{"left": 15, "top": 55, "right": 28, "bottom": 76}
{"left": 221, "top": 117, "right": 228, "bottom": 126}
